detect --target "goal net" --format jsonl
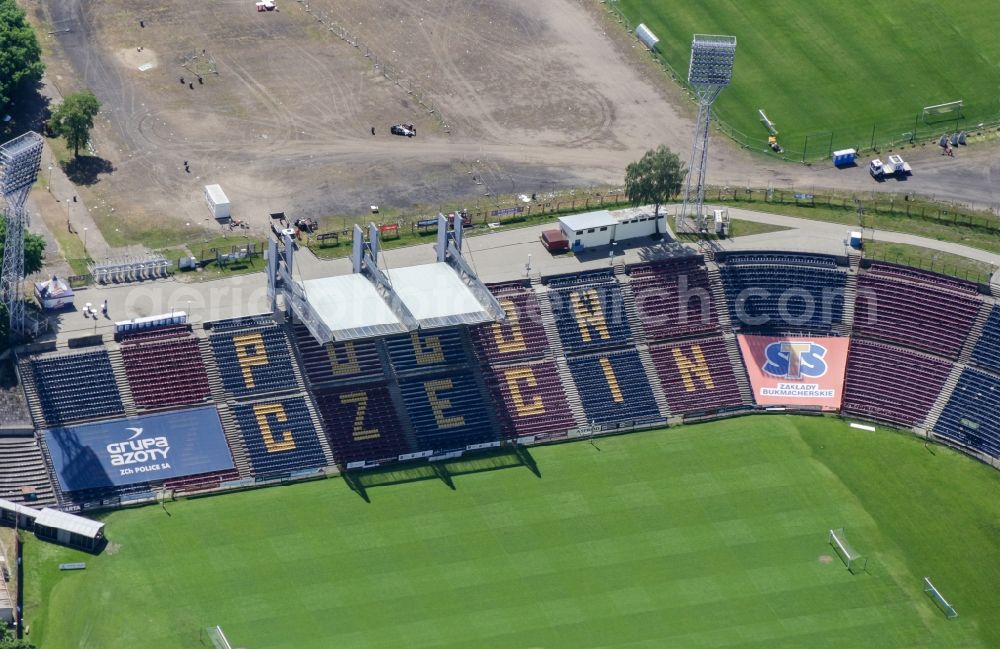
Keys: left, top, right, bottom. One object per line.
{"left": 829, "top": 528, "right": 867, "bottom": 574}
{"left": 204, "top": 625, "right": 234, "bottom": 649}
{"left": 922, "top": 100, "right": 963, "bottom": 124}
{"left": 923, "top": 577, "right": 958, "bottom": 619}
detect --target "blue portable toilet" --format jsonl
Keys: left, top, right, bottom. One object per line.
{"left": 832, "top": 148, "right": 857, "bottom": 167}
{"left": 849, "top": 230, "right": 863, "bottom": 250}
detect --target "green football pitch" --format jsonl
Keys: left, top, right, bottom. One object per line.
{"left": 25, "top": 415, "right": 1000, "bottom": 649}
{"left": 615, "top": 0, "right": 1000, "bottom": 157}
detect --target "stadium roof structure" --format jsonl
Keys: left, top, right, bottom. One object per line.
{"left": 386, "top": 262, "right": 496, "bottom": 329}
{"left": 300, "top": 273, "right": 410, "bottom": 340}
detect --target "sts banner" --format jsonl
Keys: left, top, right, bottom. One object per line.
{"left": 738, "top": 335, "right": 850, "bottom": 410}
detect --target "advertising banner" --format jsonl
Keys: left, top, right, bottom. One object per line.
{"left": 43, "top": 406, "right": 234, "bottom": 492}
{"left": 737, "top": 335, "right": 850, "bottom": 410}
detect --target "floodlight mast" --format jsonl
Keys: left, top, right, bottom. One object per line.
{"left": 0, "top": 132, "right": 44, "bottom": 337}
{"left": 679, "top": 35, "right": 736, "bottom": 234}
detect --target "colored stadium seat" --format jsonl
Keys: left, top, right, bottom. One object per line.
{"left": 865, "top": 261, "right": 980, "bottom": 296}
{"left": 484, "top": 361, "right": 575, "bottom": 438}
{"left": 719, "top": 253, "right": 846, "bottom": 333}
{"left": 398, "top": 373, "right": 496, "bottom": 451}
{"left": 210, "top": 325, "right": 299, "bottom": 396}
{"left": 650, "top": 337, "right": 745, "bottom": 414}
{"left": 0, "top": 438, "right": 57, "bottom": 506}
{"left": 231, "top": 397, "right": 328, "bottom": 477}
{"left": 313, "top": 384, "right": 412, "bottom": 464}
{"left": 549, "top": 280, "right": 632, "bottom": 352}
{"left": 470, "top": 288, "right": 549, "bottom": 362}
{"left": 292, "top": 323, "right": 384, "bottom": 386}
{"left": 936, "top": 368, "right": 1000, "bottom": 458}
{"left": 628, "top": 258, "right": 719, "bottom": 340}
{"left": 567, "top": 350, "right": 660, "bottom": 425}
{"left": 853, "top": 273, "right": 980, "bottom": 358}
{"left": 385, "top": 329, "right": 470, "bottom": 373}
{"left": 841, "top": 340, "right": 952, "bottom": 427}
{"left": 31, "top": 351, "right": 124, "bottom": 426}
{"left": 121, "top": 334, "right": 211, "bottom": 410}
{"left": 971, "top": 306, "right": 1000, "bottom": 373}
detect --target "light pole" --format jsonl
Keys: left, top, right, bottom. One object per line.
{"left": 83, "top": 227, "right": 88, "bottom": 254}
{"left": 47, "top": 164, "right": 53, "bottom": 193}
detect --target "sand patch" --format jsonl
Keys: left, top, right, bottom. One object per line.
{"left": 116, "top": 47, "right": 159, "bottom": 71}
{"left": 818, "top": 554, "right": 834, "bottom": 564}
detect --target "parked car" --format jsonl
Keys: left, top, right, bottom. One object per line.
{"left": 540, "top": 228, "right": 569, "bottom": 252}
{"left": 390, "top": 123, "right": 415, "bottom": 137}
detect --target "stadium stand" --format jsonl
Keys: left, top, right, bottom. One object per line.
{"left": 628, "top": 258, "right": 719, "bottom": 340}
{"left": 209, "top": 323, "right": 299, "bottom": 397}
{"left": 864, "top": 261, "right": 980, "bottom": 296}
{"left": 164, "top": 469, "right": 241, "bottom": 494}
{"left": 970, "top": 306, "right": 1000, "bottom": 373}
{"left": 650, "top": 337, "right": 745, "bottom": 415}
{"left": 116, "top": 323, "right": 191, "bottom": 343}
{"left": 120, "top": 330, "right": 211, "bottom": 410}
{"left": 385, "top": 329, "right": 469, "bottom": 373}
{"left": 936, "top": 368, "right": 1000, "bottom": 458}
{"left": 547, "top": 272, "right": 632, "bottom": 352}
{"left": 470, "top": 286, "right": 549, "bottom": 363}
{"left": 484, "top": 361, "right": 575, "bottom": 438}
{"left": 718, "top": 253, "right": 846, "bottom": 333}
{"left": 854, "top": 273, "right": 981, "bottom": 358}
{"left": 842, "top": 340, "right": 953, "bottom": 427}
{"left": 313, "top": 384, "right": 412, "bottom": 464}
{"left": 567, "top": 350, "right": 660, "bottom": 425}
{"left": 292, "top": 323, "right": 384, "bottom": 386}
{"left": 0, "top": 437, "right": 56, "bottom": 506}
{"left": 231, "top": 397, "right": 328, "bottom": 477}
{"left": 30, "top": 351, "right": 124, "bottom": 426}
{"left": 398, "top": 373, "right": 496, "bottom": 450}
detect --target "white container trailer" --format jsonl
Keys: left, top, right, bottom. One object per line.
{"left": 204, "top": 184, "right": 231, "bottom": 220}
{"left": 635, "top": 24, "right": 659, "bottom": 51}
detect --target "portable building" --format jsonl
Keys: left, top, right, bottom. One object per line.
{"left": 204, "top": 184, "right": 231, "bottom": 219}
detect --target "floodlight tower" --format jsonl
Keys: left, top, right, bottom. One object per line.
{"left": 679, "top": 34, "right": 736, "bottom": 234}
{"left": 0, "top": 132, "right": 44, "bottom": 336}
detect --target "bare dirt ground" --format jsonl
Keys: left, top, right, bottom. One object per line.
{"left": 31, "top": 0, "right": 1000, "bottom": 246}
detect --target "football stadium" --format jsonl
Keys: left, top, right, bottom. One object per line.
{"left": 1, "top": 0, "right": 1000, "bottom": 648}
{"left": 11, "top": 222, "right": 1000, "bottom": 649}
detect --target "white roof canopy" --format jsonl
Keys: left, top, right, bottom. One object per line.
{"left": 559, "top": 210, "right": 616, "bottom": 231}
{"left": 35, "top": 507, "right": 105, "bottom": 539}
{"left": 386, "top": 263, "right": 493, "bottom": 328}
{"left": 302, "top": 274, "right": 409, "bottom": 340}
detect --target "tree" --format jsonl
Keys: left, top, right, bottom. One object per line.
{"left": 0, "top": 0, "right": 44, "bottom": 110}
{"left": 624, "top": 145, "right": 686, "bottom": 219}
{"left": 0, "top": 218, "right": 45, "bottom": 276}
{"left": 0, "top": 623, "right": 35, "bottom": 648}
{"left": 49, "top": 90, "right": 100, "bottom": 157}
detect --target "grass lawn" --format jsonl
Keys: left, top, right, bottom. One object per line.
{"left": 862, "top": 240, "right": 996, "bottom": 282}
{"left": 616, "top": 1, "right": 1000, "bottom": 156}
{"left": 24, "top": 416, "right": 1000, "bottom": 649}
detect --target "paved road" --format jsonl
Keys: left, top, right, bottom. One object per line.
{"left": 46, "top": 203, "right": 999, "bottom": 346}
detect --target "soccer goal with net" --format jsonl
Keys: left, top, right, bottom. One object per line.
{"left": 204, "top": 625, "right": 234, "bottom": 649}
{"left": 828, "top": 528, "right": 867, "bottom": 574}
{"left": 922, "top": 100, "right": 963, "bottom": 124}
{"left": 923, "top": 577, "right": 958, "bottom": 619}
